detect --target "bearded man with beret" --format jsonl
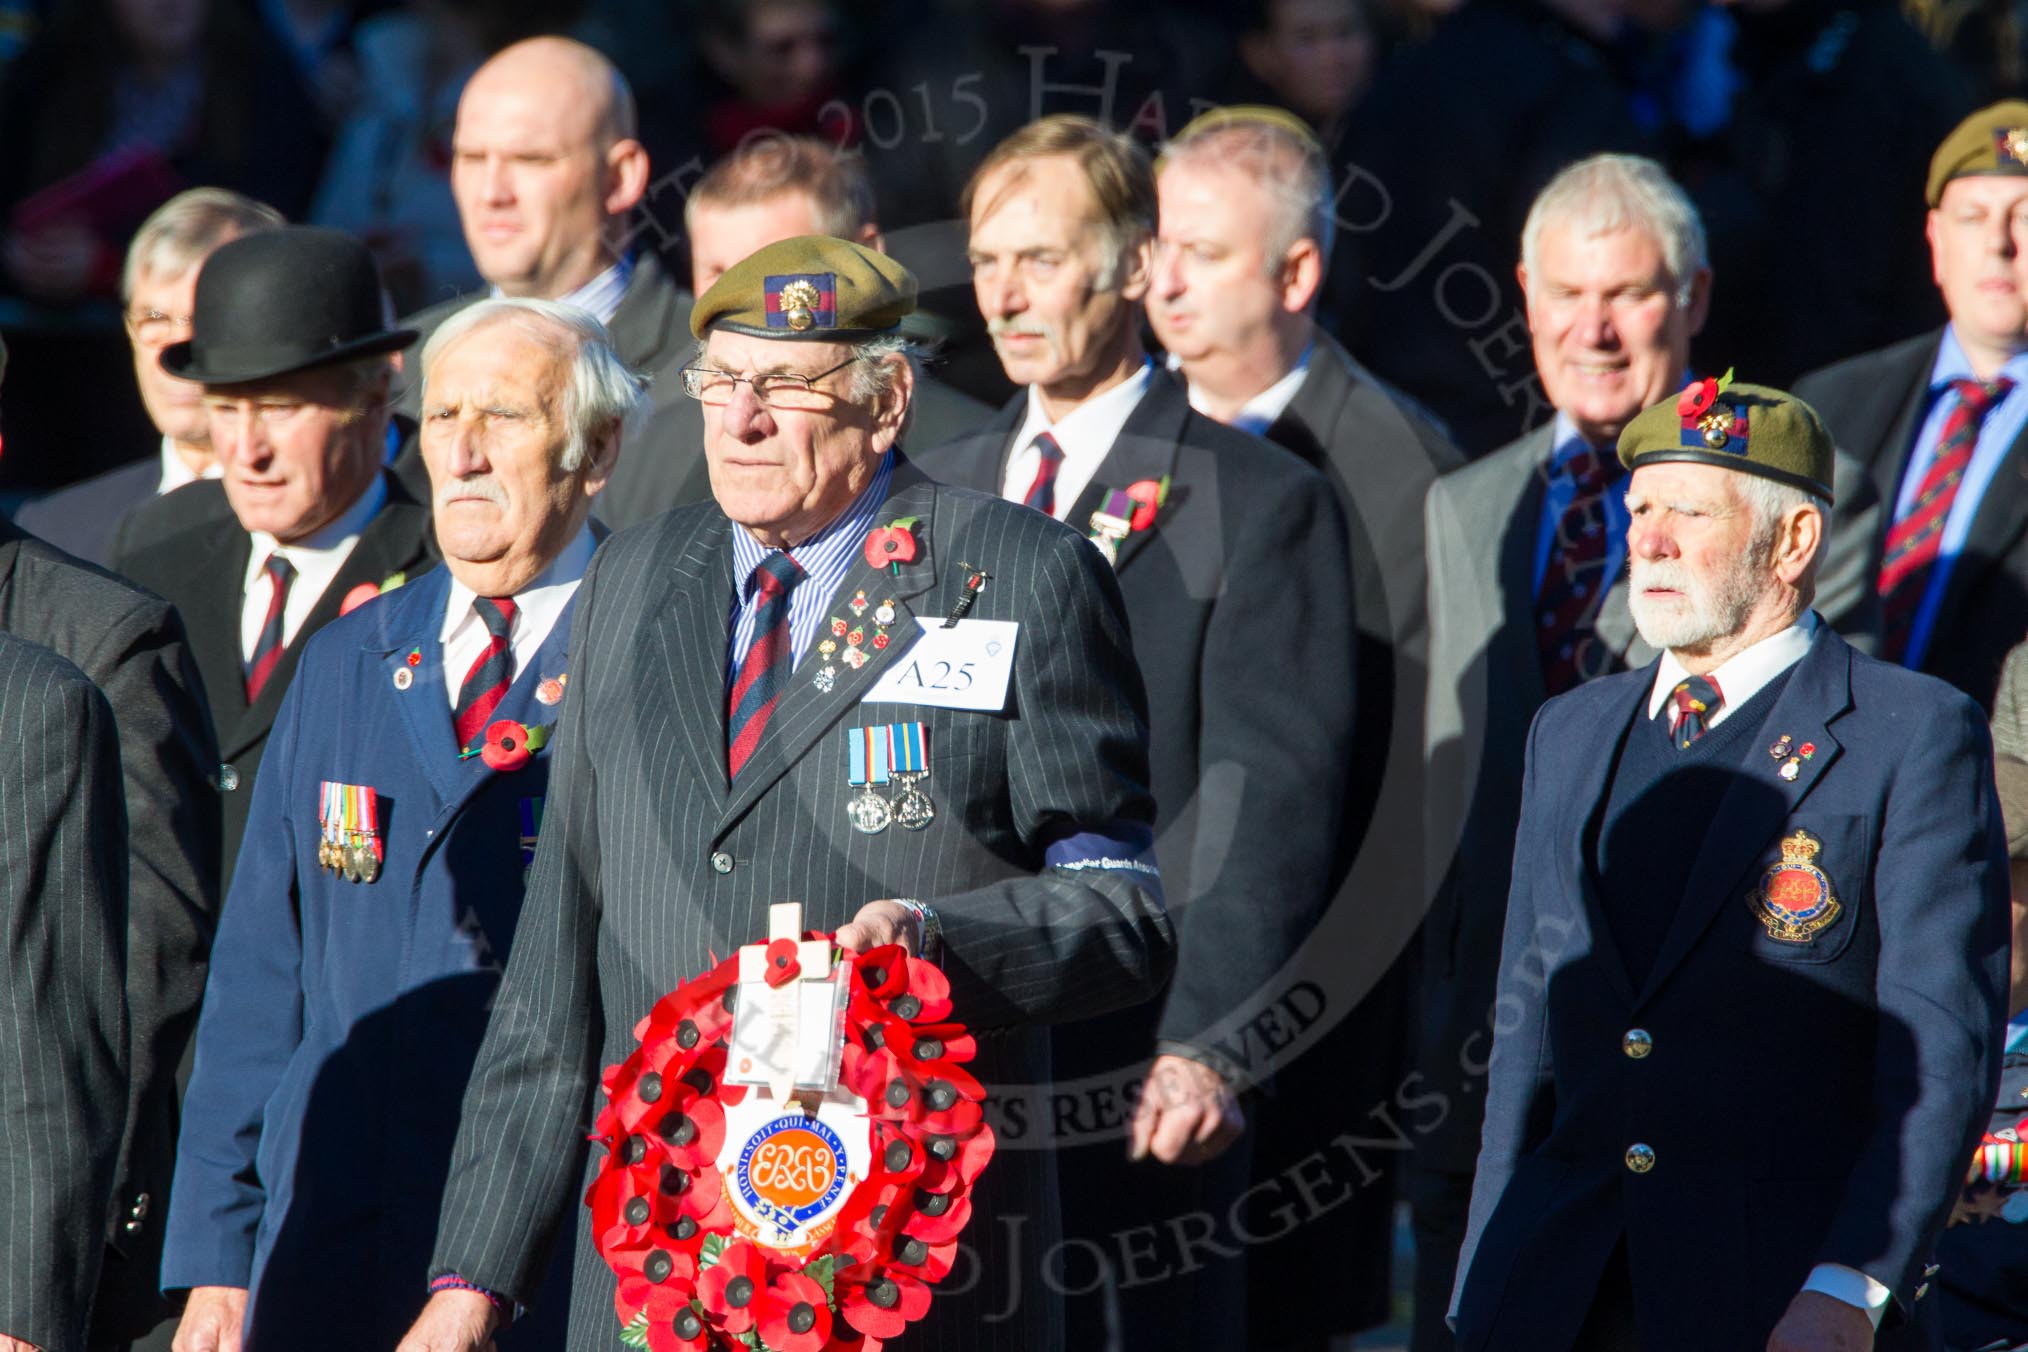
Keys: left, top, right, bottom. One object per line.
{"left": 1451, "top": 378, "right": 2010, "bottom": 1352}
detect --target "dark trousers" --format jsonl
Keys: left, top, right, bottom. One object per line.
{"left": 1408, "top": 1166, "right": 1473, "bottom": 1352}
{"left": 1572, "top": 1240, "right": 1640, "bottom": 1352}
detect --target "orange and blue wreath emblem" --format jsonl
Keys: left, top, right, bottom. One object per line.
{"left": 1749, "top": 830, "right": 1842, "bottom": 942}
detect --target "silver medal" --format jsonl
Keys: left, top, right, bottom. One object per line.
{"left": 847, "top": 788, "right": 892, "bottom": 834}
{"left": 892, "top": 771, "right": 935, "bottom": 829}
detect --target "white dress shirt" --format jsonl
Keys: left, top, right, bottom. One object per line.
{"left": 1171, "top": 344, "right": 1312, "bottom": 435}
{"left": 438, "top": 526, "right": 596, "bottom": 706}
{"left": 1645, "top": 606, "right": 1890, "bottom": 1326}
{"left": 1001, "top": 360, "right": 1154, "bottom": 521}
{"left": 492, "top": 252, "right": 634, "bottom": 327}
{"left": 239, "top": 475, "right": 389, "bottom": 663}
{"left": 157, "top": 436, "right": 222, "bottom": 494}
{"left": 1647, "top": 611, "right": 1818, "bottom": 731}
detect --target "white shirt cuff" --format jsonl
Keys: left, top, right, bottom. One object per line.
{"left": 1802, "top": 1263, "right": 1890, "bottom": 1329}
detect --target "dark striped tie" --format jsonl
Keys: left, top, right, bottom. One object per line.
{"left": 453, "top": 597, "right": 518, "bottom": 751}
{"left": 727, "top": 553, "right": 806, "bottom": 778}
{"left": 244, "top": 554, "right": 296, "bottom": 702}
{"left": 1536, "top": 445, "right": 1616, "bottom": 696}
{"left": 1022, "top": 430, "right": 1064, "bottom": 516}
{"left": 1667, "top": 674, "right": 1724, "bottom": 749}
{"left": 1879, "top": 376, "right": 2014, "bottom": 663}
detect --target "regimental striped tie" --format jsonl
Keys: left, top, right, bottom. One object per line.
{"left": 453, "top": 597, "right": 518, "bottom": 751}
{"left": 1667, "top": 674, "right": 1724, "bottom": 749}
{"left": 1022, "top": 430, "right": 1064, "bottom": 516}
{"left": 727, "top": 553, "right": 806, "bottom": 779}
{"left": 1535, "top": 445, "right": 1616, "bottom": 697}
{"left": 244, "top": 553, "right": 296, "bottom": 702}
{"left": 1879, "top": 376, "right": 2015, "bottom": 663}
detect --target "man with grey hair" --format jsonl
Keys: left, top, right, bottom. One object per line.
{"left": 113, "top": 227, "right": 436, "bottom": 896}
{"left": 1452, "top": 379, "right": 2006, "bottom": 1352}
{"left": 591, "top": 133, "right": 989, "bottom": 529}
{"left": 14, "top": 187, "right": 283, "bottom": 565}
{"left": 161, "top": 296, "right": 634, "bottom": 1352}
{"left": 1416, "top": 152, "right": 1878, "bottom": 1352}
{"left": 1148, "top": 102, "right": 1464, "bottom": 1349}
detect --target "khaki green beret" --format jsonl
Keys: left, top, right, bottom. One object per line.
{"left": 1616, "top": 375, "right": 1835, "bottom": 504}
{"left": 690, "top": 235, "right": 916, "bottom": 342}
{"left": 1927, "top": 100, "right": 2028, "bottom": 206}
{"left": 1163, "top": 104, "right": 1323, "bottom": 162}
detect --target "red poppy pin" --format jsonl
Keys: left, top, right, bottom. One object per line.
{"left": 472, "top": 718, "right": 551, "bottom": 771}
{"left": 763, "top": 937, "right": 802, "bottom": 987}
{"left": 1677, "top": 367, "right": 1735, "bottom": 418}
{"left": 1124, "top": 477, "right": 1170, "bottom": 532}
{"left": 865, "top": 517, "right": 920, "bottom": 574}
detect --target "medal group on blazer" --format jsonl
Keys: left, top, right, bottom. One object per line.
{"left": 845, "top": 721, "right": 934, "bottom": 835}
{"left": 318, "top": 780, "right": 383, "bottom": 883}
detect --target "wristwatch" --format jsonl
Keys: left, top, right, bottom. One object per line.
{"left": 890, "top": 897, "right": 942, "bottom": 965}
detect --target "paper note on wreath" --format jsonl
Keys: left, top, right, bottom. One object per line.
{"left": 729, "top": 902, "right": 848, "bottom": 1101}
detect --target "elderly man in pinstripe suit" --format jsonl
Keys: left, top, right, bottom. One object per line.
{"left": 0, "top": 632, "right": 129, "bottom": 1352}
{"left": 400, "top": 237, "right": 1173, "bottom": 1352}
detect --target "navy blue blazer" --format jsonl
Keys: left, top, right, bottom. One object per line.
{"left": 1451, "top": 623, "right": 2009, "bottom": 1352}
{"left": 162, "top": 565, "right": 575, "bottom": 1350}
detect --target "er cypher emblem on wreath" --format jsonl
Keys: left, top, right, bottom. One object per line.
{"left": 1749, "top": 829, "right": 1842, "bottom": 942}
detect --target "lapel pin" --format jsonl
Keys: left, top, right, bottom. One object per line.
{"left": 393, "top": 667, "right": 413, "bottom": 691}
{"left": 1779, "top": 757, "right": 1801, "bottom": 782}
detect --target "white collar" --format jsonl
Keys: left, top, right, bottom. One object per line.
{"left": 1171, "top": 344, "right": 1313, "bottom": 433}
{"left": 158, "top": 436, "right": 221, "bottom": 493}
{"left": 1648, "top": 611, "right": 1818, "bottom": 726}
{"left": 1013, "top": 360, "right": 1154, "bottom": 466}
{"left": 247, "top": 471, "right": 388, "bottom": 568}
{"left": 439, "top": 525, "right": 597, "bottom": 643}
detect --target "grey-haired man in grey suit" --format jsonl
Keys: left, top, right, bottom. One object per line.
{"left": 400, "top": 235, "right": 1172, "bottom": 1352}
{"left": 1413, "top": 152, "right": 1881, "bottom": 1352}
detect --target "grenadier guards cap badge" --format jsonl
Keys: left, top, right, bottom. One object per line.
{"left": 1750, "top": 830, "right": 1843, "bottom": 942}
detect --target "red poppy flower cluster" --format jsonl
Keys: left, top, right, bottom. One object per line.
{"left": 587, "top": 940, "right": 995, "bottom": 1351}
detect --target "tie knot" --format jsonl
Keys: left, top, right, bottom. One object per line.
{"left": 477, "top": 596, "right": 516, "bottom": 638}
{"left": 754, "top": 552, "right": 806, "bottom": 599}
{"left": 1952, "top": 376, "right": 2015, "bottom": 418}
{"left": 1562, "top": 444, "right": 1613, "bottom": 493}
{"left": 1671, "top": 674, "right": 1723, "bottom": 717}
{"left": 1033, "top": 430, "right": 1064, "bottom": 465}
{"left": 264, "top": 553, "right": 296, "bottom": 586}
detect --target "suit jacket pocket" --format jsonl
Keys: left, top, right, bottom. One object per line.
{"left": 1729, "top": 813, "right": 1873, "bottom": 965}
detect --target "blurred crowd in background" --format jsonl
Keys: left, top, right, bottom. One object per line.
{"left": 0, "top": 0, "right": 2014, "bottom": 493}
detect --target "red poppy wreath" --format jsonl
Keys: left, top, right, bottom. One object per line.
{"left": 586, "top": 927, "right": 994, "bottom": 1351}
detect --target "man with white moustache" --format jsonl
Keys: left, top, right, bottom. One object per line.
{"left": 1416, "top": 152, "right": 1879, "bottom": 1352}
{"left": 1451, "top": 377, "right": 2008, "bottom": 1352}
{"left": 162, "top": 298, "right": 633, "bottom": 1352}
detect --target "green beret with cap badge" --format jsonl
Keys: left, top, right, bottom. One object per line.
{"left": 1927, "top": 99, "right": 2028, "bottom": 206}
{"left": 690, "top": 235, "right": 917, "bottom": 342}
{"left": 1616, "top": 371, "right": 1835, "bottom": 503}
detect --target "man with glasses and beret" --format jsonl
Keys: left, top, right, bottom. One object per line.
{"left": 397, "top": 235, "right": 1174, "bottom": 1352}
{"left": 113, "top": 226, "right": 436, "bottom": 892}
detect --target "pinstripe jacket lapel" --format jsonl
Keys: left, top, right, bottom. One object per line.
{"left": 648, "top": 515, "right": 738, "bottom": 803}
{"left": 717, "top": 475, "right": 942, "bottom": 836}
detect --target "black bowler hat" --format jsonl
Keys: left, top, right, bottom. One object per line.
{"left": 161, "top": 226, "right": 417, "bottom": 384}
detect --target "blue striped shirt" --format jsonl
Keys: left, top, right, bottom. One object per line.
{"left": 1889, "top": 328, "right": 2028, "bottom": 668}
{"left": 726, "top": 452, "right": 896, "bottom": 686}
{"left": 491, "top": 251, "right": 635, "bottom": 326}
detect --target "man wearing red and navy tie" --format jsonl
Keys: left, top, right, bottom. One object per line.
{"left": 113, "top": 228, "right": 436, "bottom": 894}
{"left": 1798, "top": 100, "right": 2028, "bottom": 712}
{"left": 162, "top": 298, "right": 638, "bottom": 1351}
{"left": 1452, "top": 379, "right": 2009, "bottom": 1352}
